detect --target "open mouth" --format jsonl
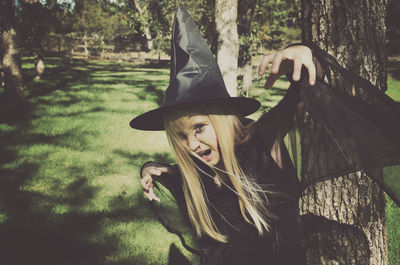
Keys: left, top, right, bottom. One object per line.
{"left": 198, "top": 149, "right": 211, "bottom": 157}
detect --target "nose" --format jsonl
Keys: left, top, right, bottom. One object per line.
{"left": 187, "top": 133, "right": 200, "bottom": 152}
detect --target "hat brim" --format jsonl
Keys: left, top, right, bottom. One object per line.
{"left": 130, "top": 97, "right": 261, "bottom": 131}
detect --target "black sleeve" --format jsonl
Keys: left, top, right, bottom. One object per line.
{"left": 289, "top": 42, "right": 400, "bottom": 206}
{"left": 252, "top": 83, "right": 301, "bottom": 153}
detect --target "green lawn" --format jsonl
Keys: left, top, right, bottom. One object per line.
{"left": 0, "top": 57, "right": 197, "bottom": 265}
{"left": 0, "top": 56, "right": 399, "bottom": 264}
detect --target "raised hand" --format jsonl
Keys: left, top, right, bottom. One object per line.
{"left": 258, "top": 45, "right": 316, "bottom": 89}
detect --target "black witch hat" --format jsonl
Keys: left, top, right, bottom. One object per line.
{"left": 130, "top": 4, "right": 260, "bottom": 131}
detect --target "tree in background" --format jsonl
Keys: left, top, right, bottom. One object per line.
{"left": 132, "top": 0, "right": 153, "bottom": 51}
{"left": 238, "top": 0, "right": 301, "bottom": 94}
{"left": 300, "top": 0, "right": 388, "bottom": 264}
{"left": 215, "top": 0, "right": 239, "bottom": 96}
{"left": 0, "top": 0, "right": 25, "bottom": 101}
{"left": 19, "top": 0, "right": 48, "bottom": 80}
{"left": 72, "top": 0, "right": 109, "bottom": 58}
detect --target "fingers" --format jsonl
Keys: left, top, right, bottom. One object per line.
{"left": 141, "top": 174, "right": 152, "bottom": 191}
{"left": 141, "top": 176, "right": 161, "bottom": 202}
{"left": 258, "top": 45, "right": 317, "bottom": 87}
{"left": 292, "top": 54, "right": 303, "bottom": 81}
{"left": 271, "top": 52, "right": 284, "bottom": 74}
{"left": 258, "top": 54, "right": 274, "bottom": 76}
{"left": 141, "top": 166, "right": 169, "bottom": 202}
{"left": 142, "top": 166, "right": 169, "bottom": 178}
{"left": 304, "top": 59, "right": 316, "bottom": 85}
{"left": 145, "top": 187, "right": 161, "bottom": 202}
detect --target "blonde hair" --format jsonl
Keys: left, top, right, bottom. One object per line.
{"left": 164, "top": 104, "right": 274, "bottom": 242}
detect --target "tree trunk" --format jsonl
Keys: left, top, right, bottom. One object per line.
{"left": 300, "top": 0, "right": 388, "bottom": 264}
{"left": 83, "top": 32, "right": 89, "bottom": 59}
{"left": 133, "top": 0, "right": 153, "bottom": 51}
{"left": 0, "top": 0, "right": 25, "bottom": 100}
{"left": 1, "top": 28, "right": 25, "bottom": 100}
{"left": 34, "top": 54, "right": 44, "bottom": 80}
{"left": 23, "top": 0, "right": 45, "bottom": 80}
{"left": 215, "top": 0, "right": 239, "bottom": 97}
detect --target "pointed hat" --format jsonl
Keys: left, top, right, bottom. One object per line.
{"left": 130, "top": 4, "right": 260, "bottom": 131}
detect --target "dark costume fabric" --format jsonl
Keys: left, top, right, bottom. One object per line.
{"left": 142, "top": 44, "right": 400, "bottom": 265}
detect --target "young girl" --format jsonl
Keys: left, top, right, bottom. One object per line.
{"left": 132, "top": 4, "right": 400, "bottom": 265}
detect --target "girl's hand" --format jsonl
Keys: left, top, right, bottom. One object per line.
{"left": 141, "top": 166, "right": 170, "bottom": 202}
{"left": 258, "top": 45, "right": 316, "bottom": 89}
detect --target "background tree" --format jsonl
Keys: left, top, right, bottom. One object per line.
{"left": 131, "top": 0, "right": 153, "bottom": 51}
{"left": 300, "top": 0, "right": 388, "bottom": 264}
{"left": 0, "top": 0, "right": 25, "bottom": 101}
{"left": 215, "top": 0, "right": 239, "bottom": 96}
{"left": 19, "top": 0, "right": 48, "bottom": 79}
{"left": 72, "top": 0, "right": 108, "bottom": 58}
{"left": 238, "top": 0, "right": 301, "bottom": 94}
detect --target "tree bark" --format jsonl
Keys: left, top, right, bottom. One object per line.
{"left": 300, "top": 0, "right": 388, "bottom": 264}
{"left": 215, "top": 0, "right": 239, "bottom": 97}
{"left": 1, "top": 28, "right": 25, "bottom": 100}
{"left": 0, "top": 0, "right": 25, "bottom": 100}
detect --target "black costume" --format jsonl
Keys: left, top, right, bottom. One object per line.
{"left": 142, "top": 91, "right": 304, "bottom": 265}
{"left": 133, "top": 4, "right": 400, "bottom": 265}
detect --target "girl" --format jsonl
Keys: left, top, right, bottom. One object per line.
{"left": 132, "top": 4, "right": 400, "bottom": 265}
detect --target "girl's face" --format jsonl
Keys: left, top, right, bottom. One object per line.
{"left": 176, "top": 114, "right": 221, "bottom": 167}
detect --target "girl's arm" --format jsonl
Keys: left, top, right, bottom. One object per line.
{"left": 255, "top": 44, "right": 324, "bottom": 170}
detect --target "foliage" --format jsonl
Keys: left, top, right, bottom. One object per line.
{"left": 238, "top": 0, "right": 301, "bottom": 67}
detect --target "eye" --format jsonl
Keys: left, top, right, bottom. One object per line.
{"left": 194, "top": 124, "right": 205, "bottom": 133}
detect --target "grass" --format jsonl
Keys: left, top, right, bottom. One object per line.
{"left": 0, "top": 57, "right": 197, "bottom": 265}
{"left": 0, "top": 56, "right": 399, "bottom": 264}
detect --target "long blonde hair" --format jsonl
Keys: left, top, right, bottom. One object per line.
{"left": 164, "top": 104, "right": 273, "bottom": 242}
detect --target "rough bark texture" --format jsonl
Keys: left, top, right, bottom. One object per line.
{"left": 300, "top": 0, "right": 388, "bottom": 264}
{"left": 215, "top": 0, "right": 239, "bottom": 96}
{"left": 1, "top": 29, "right": 25, "bottom": 100}
{"left": 0, "top": 0, "right": 25, "bottom": 100}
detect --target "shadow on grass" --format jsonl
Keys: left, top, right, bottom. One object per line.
{"left": 0, "top": 57, "right": 177, "bottom": 265}
{"left": 0, "top": 139, "right": 119, "bottom": 264}
{"left": 137, "top": 84, "right": 165, "bottom": 107}
{"left": 0, "top": 114, "right": 119, "bottom": 265}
